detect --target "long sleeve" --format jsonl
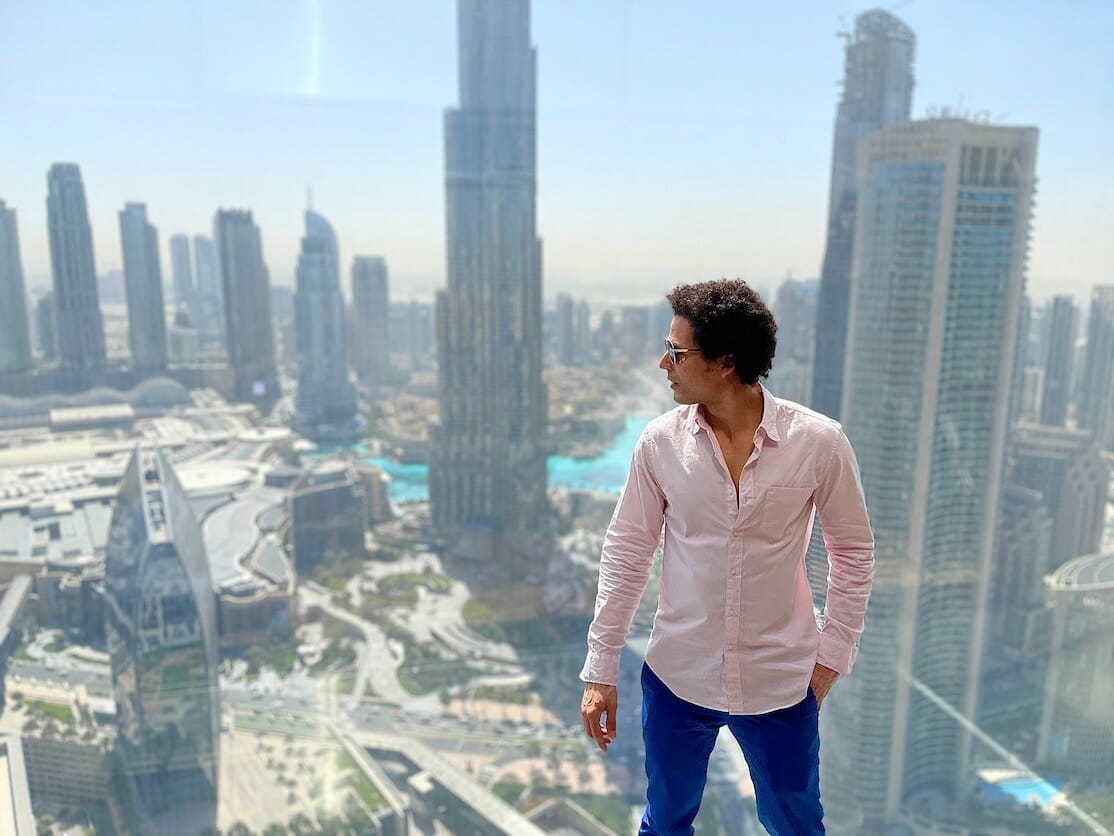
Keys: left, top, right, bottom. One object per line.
{"left": 580, "top": 430, "right": 666, "bottom": 686}
{"left": 814, "top": 428, "right": 875, "bottom": 675}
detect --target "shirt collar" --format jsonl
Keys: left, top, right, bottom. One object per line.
{"left": 684, "top": 384, "right": 781, "bottom": 443}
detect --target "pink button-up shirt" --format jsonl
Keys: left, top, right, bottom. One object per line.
{"left": 580, "top": 387, "right": 874, "bottom": 715}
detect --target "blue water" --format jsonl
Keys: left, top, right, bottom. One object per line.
{"left": 996, "top": 777, "right": 1060, "bottom": 808}
{"left": 354, "top": 414, "right": 653, "bottom": 503}
{"left": 982, "top": 775, "right": 1062, "bottom": 809}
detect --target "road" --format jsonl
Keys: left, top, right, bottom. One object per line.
{"left": 299, "top": 582, "right": 418, "bottom": 710}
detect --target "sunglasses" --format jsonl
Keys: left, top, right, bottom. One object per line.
{"left": 664, "top": 339, "right": 702, "bottom": 365}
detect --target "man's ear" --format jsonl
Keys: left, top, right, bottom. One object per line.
{"left": 719, "top": 355, "right": 736, "bottom": 380}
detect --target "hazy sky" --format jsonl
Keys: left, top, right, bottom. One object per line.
{"left": 1, "top": 1, "right": 1110, "bottom": 305}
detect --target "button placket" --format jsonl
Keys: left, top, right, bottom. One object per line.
{"left": 723, "top": 536, "right": 744, "bottom": 705}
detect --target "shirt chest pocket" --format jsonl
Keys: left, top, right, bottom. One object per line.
{"left": 757, "top": 485, "right": 815, "bottom": 542}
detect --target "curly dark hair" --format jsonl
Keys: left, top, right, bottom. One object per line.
{"left": 666, "top": 279, "right": 777, "bottom": 385}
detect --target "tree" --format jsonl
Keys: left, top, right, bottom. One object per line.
{"left": 288, "top": 813, "right": 315, "bottom": 836}
{"left": 228, "top": 823, "right": 255, "bottom": 836}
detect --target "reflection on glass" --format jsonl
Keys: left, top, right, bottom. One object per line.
{"left": 105, "top": 450, "right": 219, "bottom": 834}
{"left": 0, "top": 0, "right": 1108, "bottom": 834}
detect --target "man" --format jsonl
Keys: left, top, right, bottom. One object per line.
{"left": 580, "top": 280, "right": 874, "bottom": 835}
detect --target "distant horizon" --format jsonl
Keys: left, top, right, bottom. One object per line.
{"left": 31, "top": 267, "right": 806, "bottom": 311}
{"left": 2, "top": 2, "right": 1110, "bottom": 305}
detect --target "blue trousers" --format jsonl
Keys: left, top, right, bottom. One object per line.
{"left": 639, "top": 663, "right": 824, "bottom": 836}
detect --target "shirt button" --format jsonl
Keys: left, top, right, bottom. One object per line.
{"left": 731, "top": 568, "right": 738, "bottom": 576}
{"left": 727, "top": 644, "right": 735, "bottom": 651}
{"left": 728, "top": 609, "right": 736, "bottom": 617}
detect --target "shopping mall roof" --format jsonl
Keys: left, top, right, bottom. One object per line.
{"left": 1046, "top": 550, "right": 1114, "bottom": 592}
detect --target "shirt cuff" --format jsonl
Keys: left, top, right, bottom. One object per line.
{"left": 817, "top": 631, "right": 858, "bottom": 676}
{"left": 579, "top": 650, "right": 621, "bottom": 686}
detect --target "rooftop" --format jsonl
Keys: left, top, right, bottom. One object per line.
{"left": 0, "top": 398, "right": 293, "bottom": 598}
{"left": 1046, "top": 550, "right": 1114, "bottom": 592}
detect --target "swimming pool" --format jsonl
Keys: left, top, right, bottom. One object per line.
{"left": 990, "top": 775, "right": 1061, "bottom": 808}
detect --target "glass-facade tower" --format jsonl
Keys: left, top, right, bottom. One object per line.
{"left": 351, "top": 255, "right": 389, "bottom": 388}
{"left": 811, "top": 10, "right": 914, "bottom": 420}
{"left": 0, "top": 200, "right": 33, "bottom": 373}
{"left": 293, "top": 209, "right": 359, "bottom": 440}
{"left": 119, "top": 203, "right": 169, "bottom": 370}
{"left": 104, "top": 449, "right": 220, "bottom": 834}
{"left": 822, "top": 119, "right": 1039, "bottom": 832}
{"left": 46, "top": 163, "right": 106, "bottom": 371}
{"left": 431, "top": 0, "right": 549, "bottom": 555}
{"left": 1077, "top": 285, "right": 1114, "bottom": 451}
{"left": 215, "top": 209, "right": 279, "bottom": 407}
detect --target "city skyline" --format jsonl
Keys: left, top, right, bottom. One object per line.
{"left": 0, "top": 2, "right": 1109, "bottom": 833}
{"left": 0, "top": 2, "right": 1109, "bottom": 304}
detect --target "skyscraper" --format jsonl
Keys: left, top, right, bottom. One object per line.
{"left": 1038, "top": 295, "right": 1075, "bottom": 426}
{"left": 192, "top": 234, "right": 224, "bottom": 349}
{"left": 0, "top": 200, "right": 33, "bottom": 373}
{"left": 619, "top": 305, "right": 649, "bottom": 363}
{"left": 768, "top": 278, "right": 818, "bottom": 404}
{"left": 118, "top": 203, "right": 168, "bottom": 370}
{"left": 1077, "top": 285, "right": 1114, "bottom": 451}
{"left": 986, "top": 484, "right": 1051, "bottom": 653}
{"left": 555, "top": 293, "right": 575, "bottom": 365}
{"left": 574, "top": 300, "right": 592, "bottom": 362}
{"left": 1008, "top": 294, "right": 1033, "bottom": 424}
{"left": 407, "top": 300, "right": 433, "bottom": 372}
{"left": 168, "top": 234, "right": 197, "bottom": 324}
{"left": 293, "top": 210, "right": 359, "bottom": 440}
{"left": 350, "top": 255, "right": 390, "bottom": 387}
{"left": 104, "top": 448, "right": 220, "bottom": 833}
{"left": 35, "top": 292, "right": 56, "bottom": 363}
{"left": 810, "top": 11, "right": 915, "bottom": 420}
{"left": 431, "top": 0, "right": 548, "bottom": 553}
{"left": 822, "top": 119, "right": 1038, "bottom": 832}
{"left": 1008, "top": 424, "right": 1109, "bottom": 573}
{"left": 214, "top": 210, "right": 279, "bottom": 407}
{"left": 46, "top": 163, "right": 106, "bottom": 371}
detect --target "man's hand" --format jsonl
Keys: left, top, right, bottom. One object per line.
{"left": 581, "top": 682, "right": 618, "bottom": 752}
{"left": 809, "top": 663, "right": 839, "bottom": 708}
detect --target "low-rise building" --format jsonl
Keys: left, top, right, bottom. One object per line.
{"left": 1037, "top": 549, "right": 1114, "bottom": 773}
{"left": 289, "top": 461, "right": 366, "bottom": 574}
{"left": 355, "top": 462, "right": 394, "bottom": 526}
